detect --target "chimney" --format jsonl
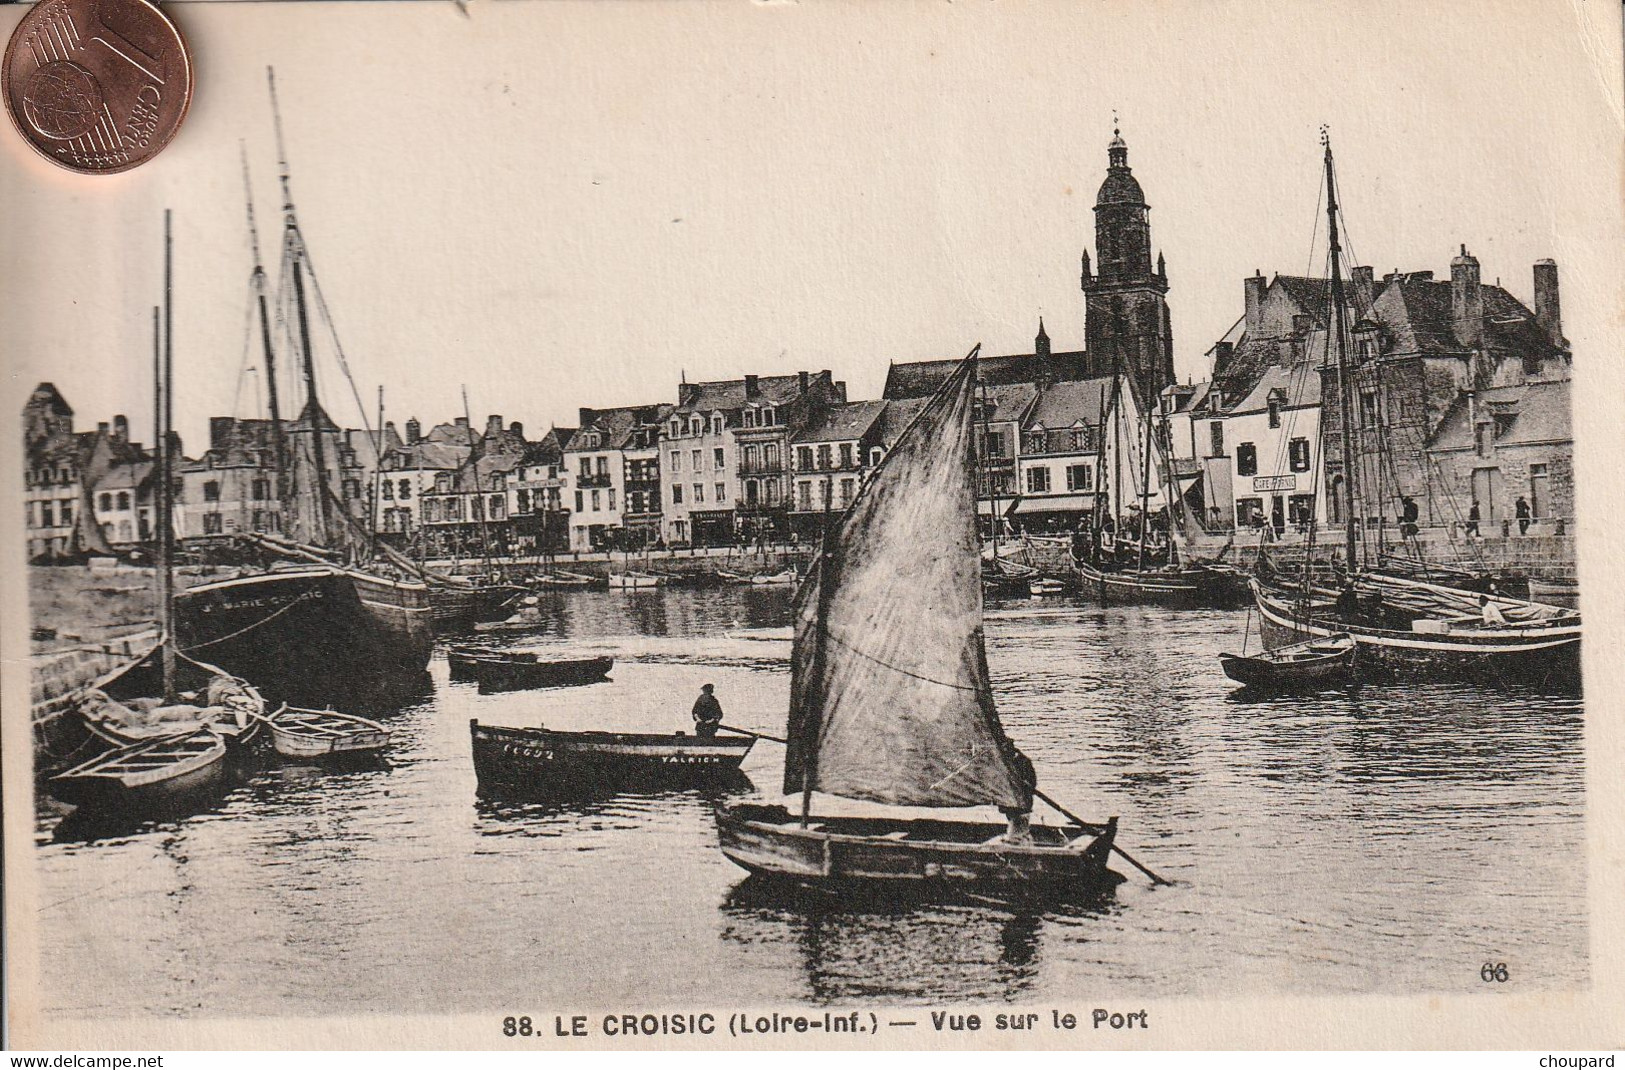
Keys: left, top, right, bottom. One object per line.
{"left": 97, "top": 421, "right": 110, "bottom": 435}
{"left": 1451, "top": 244, "right": 1483, "bottom": 348}
{"left": 112, "top": 414, "right": 128, "bottom": 442}
{"left": 509, "top": 420, "right": 524, "bottom": 439}
{"left": 1244, "top": 270, "right": 1266, "bottom": 335}
{"left": 578, "top": 407, "right": 596, "bottom": 427}
{"left": 210, "top": 416, "right": 235, "bottom": 450}
{"left": 678, "top": 382, "right": 699, "bottom": 407}
{"left": 1351, "top": 265, "right": 1374, "bottom": 314}
{"left": 486, "top": 414, "right": 503, "bottom": 436}
{"left": 834, "top": 380, "right": 847, "bottom": 402}
{"left": 455, "top": 415, "right": 469, "bottom": 427}
{"left": 797, "top": 370, "right": 809, "bottom": 394}
{"left": 743, "top": 374, "right": 760, "bottom": 399}
{"left": 1534, "top": 259, "right": 1562, "bottom": 347}
{"left": 405, "top": 417, "right": 421, "bottom": 445}
{"left": 1212, "top": 341, "right": 1234, "bottom": 377}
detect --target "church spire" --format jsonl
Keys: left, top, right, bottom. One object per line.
{"left": 1035, "top": 316, "right": 1051, "bottom": 358}
{"left": 1108, "top": 119, "right": 1128, "bottom": 169}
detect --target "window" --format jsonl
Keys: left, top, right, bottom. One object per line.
{"left": 1268, "top": 399, "right": 1282, "bottom": 429}
{"left": 712, "top": 416, "right": 723, "bottom": 435}
{"left": 251, "top": 510, "right": 267, "bottom": 532}
{"left": 116, "top": 491, "right": 130, "bottom": 510}
{"left": 670, "top": 420, "right": 680, "bottom": 438}
{"left": 693, "top": 483, "right": 704, "bottom": 503}
{"left": 839, "top": 443, "right": 853, "bottom": 469}
{"left": 715, "top": 482, "right": 725, "bottom": 502}
{"left": 381, "top": 480, "right": 394, "bottom": 500}
{"left": 343, "top": 479, "right": 360, "bottom": 500}
{"left": 1025, "top": 432, "right": 1046, "bottom": 454}
{"left": 870, "top": 447, "right": 883, "bottom": 466}
{"left": 797, "top": 446, "right": 814, "bottom": 471}
{"left": 579, "top": 458, "right": 592, "bottom": 478}
{"left": 671, "top": 450, "right": 681, "bottom": 472}
{"left": 672, "top": 484, "right": 683, "bottom": 505}
{"left": 251, "top": 479, "right": 269, "bottom": 501}
{"left": 691, "top": 449, "right": 702, "bottom": 471}
{"left": 985, "top": 431, "right": 1006, "bottom": 458}
{"left": 40, "top": 502, "right": 54, "bottom": 527}
{"left": 1236, "top": 497, "right": 1265, "bottom": 527}
{"left": 575, "top": 490, "right": 584, "bottom": 512}
{"left": 60, "top": 501, "right": 72, "bottom": 526}
{"left": 1493, "top": 413, "right": 1516, "bottom": 438}
{"left": 450, "top": 498, "right": 464, "bottom": 521}
{"left": 98, "top": 493, "right": 112, "bottom": 511}
{"left": 1236, "top": 442, "right": 1258, "bottom": 477}
{"left": 203, "top": 512, "right": 223, "bottom": 534}
{"left": 1026, "top": 467, "right": 1051, "bottom": 493}
{"left": 203, "top": 480, "right": 220, "bottom": 502}
{"left": 817, "top": 445, "right": 832, "bottom": 470}
{"left": 596, "top": 456, "right": 609, "bottom": 476}
{"left": 399, "top": 479, "right": 411, "bottom": 500}
{"left": 608, "top": 488, "right": 616, "bottom": 511}
{"left": 1209, "top": 421, "right": 1225, "bottom": 457}
{"left": 764, "top": 444, "right": 779, "bottom": 469}
{"left": 1475, "top": 423, "right": 1492, "bottom": 458}
{"left": 839, "top": 478, "right": 854, "bottom": 506}
{"left": 713, "top": 447, "right": 725, "bottom": 470}
{"left": 798, "top": 482, "right": 812, "bottom": 511}
{"left": 1288, "top": 494, "right": 1316, "bottom": 525}
{"left": 490, "top": 494, "right": 504, "bottom": 519}
{"left": 1071, "top": 428, "right": 1089, "bottom": 451}
{"left": 516, "top": 489, "right": 531, "bottom": 513}
{"left": 762, "top": 407, "right": 775, "bottom": 426}
{"left": 743, "top": 444, "right": 759, "bottom": 471}
{"left": 1288, "top": 437, "right": 1311, "bottom": 473}
{"left": 1360, "top": 390, "right": 1379, "bottom": 428}
{"left": 765, "top": 481, "right": 779, "bottom": 505}
{"left": 591, "top": 489, "right": 601, "bottom": 511}
{"left": 1066, "top": 463, "right": 1092, "bottom": 491}
{"left": 742, "top": 409, "right": 756, "bottom": 429}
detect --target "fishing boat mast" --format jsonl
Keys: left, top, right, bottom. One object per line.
{"left": 980, "top": 376, "right": 1000, "bottom": 559}
{"left": 241, "top": 145, "right": 290, "bottom": 511}
{"left": 461, "top": 384, "right": 497, "bottom": 573}
{"left": 1322, "top": 130, "right": 1359, "bottom": 580}
{"left": 1136, "top": 364, "right": 1155, "bottom": 573}
{"left": 270, "top": 67, "right": 332, "bottom": 545}
{"left": 158, "top": 211, "right": 177, "bottom": 701}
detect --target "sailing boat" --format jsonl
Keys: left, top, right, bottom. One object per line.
{"left": 52, "top": 214, "right": 267, "bottom": 809}
{"left": 1250, "top": 134, "right": 1581, "bottom": 691}
{"left": 173, "top": 72, "right": 433, "bottom": 706}
{"left": 716, "top": 352, "right": 1126, "bottom": 898}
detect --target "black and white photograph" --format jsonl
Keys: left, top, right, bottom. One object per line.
{"left": 3, "top": 0, "right": 1621, "bottom": 1052}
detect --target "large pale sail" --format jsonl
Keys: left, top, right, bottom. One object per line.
{"left": 783, "top": 353, "right": 1030, "bottom": 810}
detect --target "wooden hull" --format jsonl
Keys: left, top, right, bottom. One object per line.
{"left": 1252, "top": 581, "right": 1582, "bottom": 691}
{"left": 716, "top": 803, "right": 1125, "bottom": 901}
{"left": 267, "top": 706, "right": 392, "bottom": 759}
{"left": 428, "top": 584, "right": 523, "bottom": 633}
{"left": 176, "top": 568, "right": 433, "bottom": 705}
{"left": 608, "top": 572, "right": 664, "bottom": 590}
{"left": 447, "top": 645, "right": 503, "bottom": 681}
{"left": 48, "top": 729, "right": 228, "bottom": 808}
{"left": 1077, "top": 560, "right": 1211, "bottom": 607}
{"left": 470, "top": 719, "right": 754, "bottom": 797}
{"left": 471, "top": 655, "right": 614, "bottom": 693}
{"left": 1219, "top": 636, "right": 1356, "bottom": 689}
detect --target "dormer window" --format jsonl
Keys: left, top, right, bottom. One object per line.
{"left": 1267, "top": 396, "right": 1282, "bottom": 429}
{"left": 761, "top": 407, "right": 775, "bottom": 426}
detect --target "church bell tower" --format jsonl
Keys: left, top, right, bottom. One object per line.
{"left": 1081, "top": 127, "right": 1175, "bottom": 396}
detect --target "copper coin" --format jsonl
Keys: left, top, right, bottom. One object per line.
{"left": 3, "top": 0, "right": 192, "bottom": 174}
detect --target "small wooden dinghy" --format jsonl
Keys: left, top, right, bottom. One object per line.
{"left": 717, "top": 568, "right": 798, "bottom": 586}
{"left": 265, "top": 705, "right": 393, "bottom": 760}
{"left": 470, "top": 654, "right": 614, "bottom": 693}
{"left": 447, "top": 644, "right": 508, "bottom": 681}
{"left": 49, "top": 726, "right": 227, "bottom": 807}
{"left": 470, "top": 719, "right": 754, "bottom": 796}
{"left": 608, "top": 570, "right": 664, "bottom": 590}
{"left": 1219, "top": 633, "right": 1356, "bottom": 689}
{"left": 1028, "top": 576, "right": 1067, "bottom": 597}
{"left": 534, "top": 570, "right": 598, "bottom": 588}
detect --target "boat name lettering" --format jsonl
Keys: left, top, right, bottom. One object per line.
{"left": 502, "top": 743, "right": 554, "bottom": 760}
{"left": 661, "top": 755, "right": 721, "bottom": 764}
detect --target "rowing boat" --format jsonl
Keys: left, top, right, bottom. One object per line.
{"left": 470, "top": 719, "right": 754, "bottom": 797}
{"left": 1219, "top": 633, "right": 1356, "bottom": 689}
{"left": 49, "top": 726, "right": 228, "bottom": 808}
{"left": 265, "top": 705, "right": 393, "bottom": 759}
{"left": 469, "top": 654, "right": 614, "bottom": 693}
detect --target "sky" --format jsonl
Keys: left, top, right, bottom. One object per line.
{"left": 3, "top": 0, "right": 1622, "bottom": 454}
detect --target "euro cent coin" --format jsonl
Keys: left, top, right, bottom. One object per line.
{"left": 3, "top": 0, "right": 192, "bottom": 174}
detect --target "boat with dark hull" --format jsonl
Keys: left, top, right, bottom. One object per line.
{"left": 470, "top": 719, "right": 755, "bottom": 797}
{"left": 1219, "top": 633, "right": 1356, "bottom": 689}
{"left": 426, "top": 582, "right": 524, "bottom": 633}
{"left": 467, "top": 654, "right": 613, "bottom": 693}
{"left": 716, "top": 352, "right": 1130, "bottom": 902}
{"left": 1076, "top": 559, "right": 1216, "bottom": 607}
{"left": 176, "top": 567, "right": 432, "bottom": 705}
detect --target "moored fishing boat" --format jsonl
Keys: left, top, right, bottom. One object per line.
{"left": 470, "top": 654, "right": 613, "bottom": 693}
{"left": 717, "top": 568, "right": 798, "bottom": 586}
{"left": 265, "top": 705, "right": 392, "bottom": 760}
{"left": 1028, "top": 576, "right": 1067, "bottom": 597}
{"left": 716, "top": 352, "right": 1132, "bottom": 901}
{"left": 48, "top": 727, "right": 228, "bottom": 808}
{"left": 608, "top": 570, "right": 664, "bottom": 590}
{"left": 470, "top": 719, "right": 755, "bottom": 797}
{"left": 1076, "top": 558, "right": 1212, "bottom": 607}
{"left": 1219, "top": 633, "right": 1356, "bottom": 689}
{"left": 533, "top": 569, "right": 598, "bottom": 588}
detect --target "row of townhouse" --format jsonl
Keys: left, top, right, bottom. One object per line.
{"left": 1164, "top": 248, "right": 1573, "bottom": 537}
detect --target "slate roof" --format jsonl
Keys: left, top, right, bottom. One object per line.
{"left": 571, "top": 404, "right": 671, "bottom": 451}
{"left": 674, "top": 374, "right": 809, "bottom": 414}
{"left": 876, "top": 397, "right": 930, "bottom": 449}
{"left": 1025, "top": 375, "right": 1116, "bottom": 430}
{"left": 95, "top": 460, "right": 155, "bottom": 491}
{"left": 881, "top": 351, "right": 1091, "bottom": 399}
{"left": 1428, "top": 379, "right": 1573, "bottom": 451}
{"left": 1227, "top": 362, "right": 1322, "bottom": 416}
{"left": 791, "top": 400, "right": 887, "bottom": 444}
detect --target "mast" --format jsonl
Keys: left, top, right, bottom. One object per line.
{"left": 462, "top": 384, "right": 495, "bottom": 573}
{"left": 373, "top": 385, "right": 386, "bottom": 543}
{"left": 1136, "top": 365, "right": 1154, "bottom": 573}
{"left": 242, "top": 145, "right": 290, "bottom": 515}
{"left": 980, "top": 377, "right": 999, "bottom": 559}
{"left": 1323, "top": 130, "right": 1359, "bottom": 577}
{"left": 271, "top": 67, "right": 332, "bottom": 545}
{"left": 159, "top": 213, "right": 177, "bottom": 701}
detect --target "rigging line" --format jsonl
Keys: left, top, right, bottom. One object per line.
{"left": 229, "top": 284, "right": 257, "bottom": 418}
{"left": 819, "top": 627, "right": 981, "bottom": 693}
{"left": 290, "top": 228, "right": 378, "bottom": 444}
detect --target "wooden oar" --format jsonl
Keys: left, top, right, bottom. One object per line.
{"left": 719, "top": 723, "right": 788, "bottom": 744}
{"left": 1034, "top": 787, "right": 1172, "bottom": 887}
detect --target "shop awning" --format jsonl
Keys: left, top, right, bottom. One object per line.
{"left": 1014, "top": 494, "right": 1094, "bottom": 516}
{"left": 977, "top": 497, "right": 1021, "bottom": 517}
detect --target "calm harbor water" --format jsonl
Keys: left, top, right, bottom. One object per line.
{"left": 32, "top": 587, "right": 1587, "bottom": 1016}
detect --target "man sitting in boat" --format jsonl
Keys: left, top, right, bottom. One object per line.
{"left": 1479, "top": 595, "right": 1510, "bottom": 628}
{"left": 691, "top": 684, "right": 723, "bottom": 738}
{"left": 998, "top": 737, "right": 1038, "bottom": 843}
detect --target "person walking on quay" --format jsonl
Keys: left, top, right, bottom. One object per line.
{"left": 1466, "top": 500, "right": 1481, "bottom": 538}
{"left": 1516, "top": 496, "right": 1532, "bottom": 535}
{"left": 691, "top": 683, "right": 723, "bottom": 738}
